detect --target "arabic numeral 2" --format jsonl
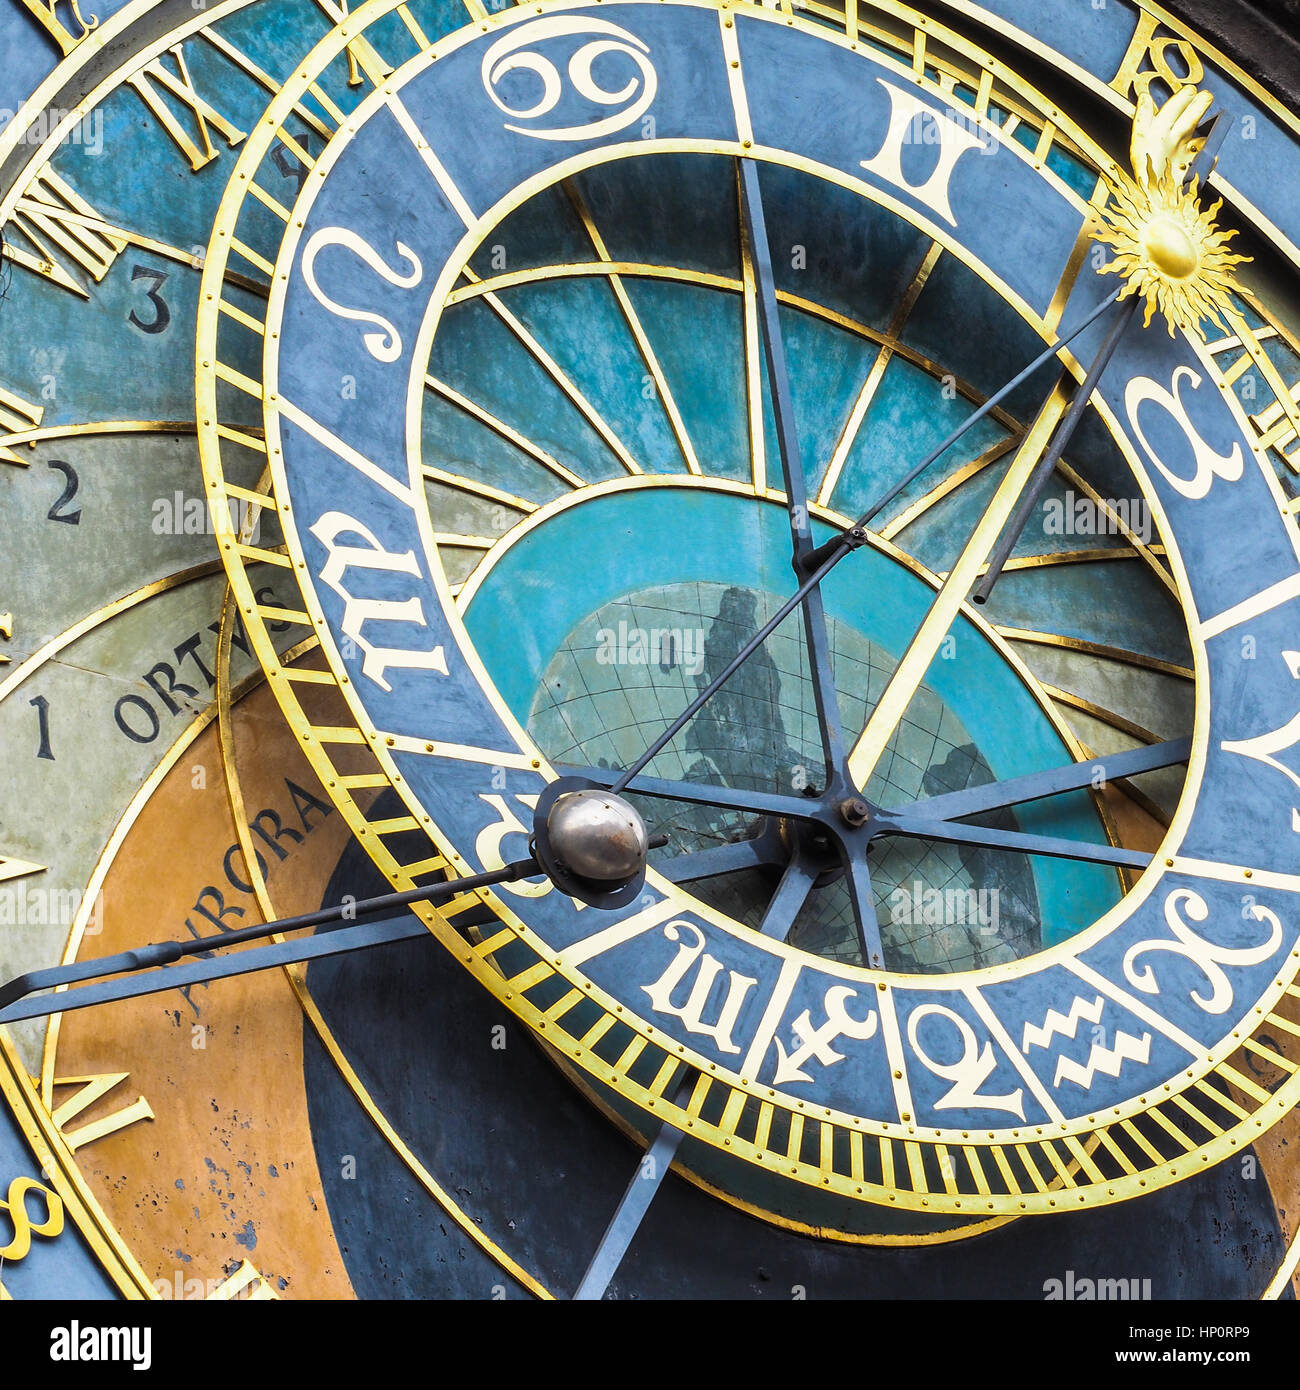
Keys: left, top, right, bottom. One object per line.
{"left": 46, "top": 460, "right": 80, "bottom": 524}
{"left": 128, "top": 265, "right": 171, "bottom": 334}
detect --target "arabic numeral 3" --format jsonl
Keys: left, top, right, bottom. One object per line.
{"left": 128, "top": 265, "right": 171, "bottom": 334}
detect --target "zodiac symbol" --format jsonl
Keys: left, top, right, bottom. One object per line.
{"left": 0, "top": 1176, "right": 64, "bottom": 1262}
{"left": 771, "top": 986, "right": 878, "bottom": 1085}
{"left": 1123, "top": 887, "right": 1284, "bottom": 1015}
{"left": 481, "top": 16, "right": 657, "bottom": 142}
{"left": 641, "top": 921, "right": 755, "bottom": 1055}
{"left": 1053, "top": 1032, "right": 1152, "bottom": 1091}
{"left": 907, "top": 1004, "right": 1024, "bottom": 1120}
{"left": 300, "top": 226, "right": 423, "bottom": 363}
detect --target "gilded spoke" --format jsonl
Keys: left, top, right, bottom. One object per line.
{"left": 422, "top": 463, "right": 538, "bottom": 517}
{"left": 1039, "top": 685, "right": 1164, "bottom": 745}
{"left": 955, "top": 546, "right": 1157, "bottom": 576}
{"left": 816, "top": 240, "right": 942, "bottom": 509}
{"left": 445, "top": 263, "right": 1021, "bottom": 437}
{"left": 847, "top": 382, "right": 1073, "bottom": 789}
{"left": 423, "top": 375, "right": 584, "bottom": 490}
{"left": 996, "top": 628, "right": 1194, "bottom": 681}
{"left": 564, "top": 180, "right": 702, "bottom": 475}
{"left": 459, "top": 266, "right": 645, "bottom": 476}
{"left": 877, "top": 436, "right": 1016, "bottom": 540}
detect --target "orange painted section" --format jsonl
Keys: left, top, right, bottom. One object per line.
{"left": 1243, "top": 1023, "right": 1300, "bottom": 1297}
{"left": 51, "top": 684, "right": 359, "bottom": 1299}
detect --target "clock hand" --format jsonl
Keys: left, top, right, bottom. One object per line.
{"left": 605, "top": 282, "right": 1125, "bottom": 800}
{"left": 846, "top": 293, "right": 1138, "bottom": 791}
{"left": 738, "top": 157, "right": 850, "bottom": 778}
{"left": 560, "top": 765, "right": 812, "bottom": 820}
{"left": 793, "top": 284, "right": 1125, "bottom": 574}
{"left": 0, "top": 781, "right": 673, "bottom": 1023}
{"left": 970, "top": 298, "right": 1141, "bottom": 604}
{"left": 0, "top": 857, "right": 544, "bottom": 1023}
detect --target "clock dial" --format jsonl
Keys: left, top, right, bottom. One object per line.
{"left": 2, "top": 0, "right": 1299, "bottom": 1299}
{"left": 194, "top": 0, "right": 1299, "bottom": 1225}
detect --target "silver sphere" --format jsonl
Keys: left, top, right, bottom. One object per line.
{"left": 547, "top": 790, "right": 648, "bottom": 883}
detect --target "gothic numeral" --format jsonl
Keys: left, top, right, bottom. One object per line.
{"left": 0, "top": 1176, "right": 64, "bottom": 1261}
{"left": 16, "top": 0, "right": 97, "bottom": 57}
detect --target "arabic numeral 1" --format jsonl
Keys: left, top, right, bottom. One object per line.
{"left": 30, "top": 694, "right": 54, "bottom": 760}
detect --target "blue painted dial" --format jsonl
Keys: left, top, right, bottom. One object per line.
{"left": 195, "top": 0, "right": 1300, "bottom": 1214}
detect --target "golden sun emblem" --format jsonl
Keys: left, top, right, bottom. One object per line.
{"left": 1093, "top": 86, "right": 1249, "bottom": 339}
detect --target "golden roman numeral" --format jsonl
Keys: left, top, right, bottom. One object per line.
{"left": 127, "top": 42, "right": 248, "bottom": 172}
{"left": 50, "top": 1073, "right": 155, "bottom": 1153}
{"left": 311, "top": 0, "right": 394, "bottom": 87}
{"left": 17, "top": 0, "right": 97, "bottom": 57}
{"left": 4, "top": 169, "right": 128, "bottom": 299}
{"left": 0, "top": 385, "right": 44, "bottom": 465}
{"left": 206, "top": 1260, "right": 279, "bottom": 1300}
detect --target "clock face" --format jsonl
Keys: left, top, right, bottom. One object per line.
{"left": 2, "top": 0, "right": 1299, "bottom": 1301}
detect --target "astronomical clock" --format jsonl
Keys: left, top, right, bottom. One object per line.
{"left": 1, "top": 0, "right": 1300, "bottom": 1307}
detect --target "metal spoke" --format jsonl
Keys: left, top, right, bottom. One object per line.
{"left": 568, "top": 763, "right": 812, "bottom": 821}
{"left": 871, "top": 813, "right": 1151, "bottom": 869}
{"left": 606, "top": 286, "right": 1130, "bottom": 800}
{"left": 759, "top": 856, "right": 818, "bottom": 940}
{"left": 657, "top": 835, "right": 778, "bottom": 884}
{"left": 890, "top": 737, "right": 1191, "bottom": 822}
{"left": 574, "top": 1073, "right": 692, "bottom": 1300}
{"left": 839, "top": 851, "right": 885, "bottom": 969}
